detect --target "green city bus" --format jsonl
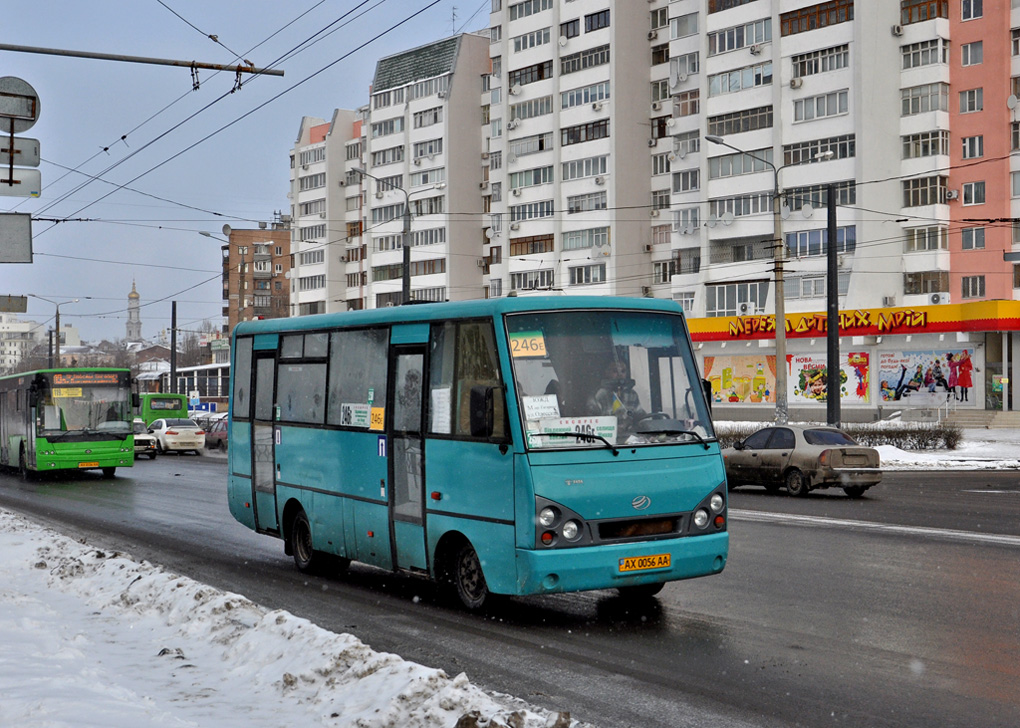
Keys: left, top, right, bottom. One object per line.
{"left": 138, "top": 392, "right": 188, "bottom": 425}
{"left": 0, "top": 368, "right": 136, "bottom": 478}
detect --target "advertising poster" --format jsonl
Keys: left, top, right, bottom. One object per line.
{"left": 877, "top": 348, "right": 977, "bottom": 406}
{"left": 789, "top": 352, "right": 870, "bottom": 404}
{"left": 702, "top": 355, "right": 776, "bottom": 404}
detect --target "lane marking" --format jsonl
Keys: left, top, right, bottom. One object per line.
{"left": 729, "top": 509, "right": 1020, "bottom": 548}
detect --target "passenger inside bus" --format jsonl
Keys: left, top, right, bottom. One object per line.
{"left": 586, "top": 359, "right": 646, "bottom": 429}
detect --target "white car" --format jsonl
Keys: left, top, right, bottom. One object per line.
{"left": 132, "top": 418, "right": 158, "bottom": 459}
{"left": 149, "top": 418, "right": 206, "bottom": 455}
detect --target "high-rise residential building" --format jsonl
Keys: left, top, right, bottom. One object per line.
{"left": 284, "top": 4, "right": 1020, "bottom": 417}
{"left": 220, "top": 224, "right": 291, "bottom": 335}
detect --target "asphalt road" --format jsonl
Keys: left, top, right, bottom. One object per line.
{"left": 1, "top": 455, "right": 1018, "bottom": 728}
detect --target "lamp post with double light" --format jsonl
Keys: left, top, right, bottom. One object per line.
{"left": 705, "top": 135, "right": 791, "bottom": 424}
{"left": 353, "top": 167, "right": 445, "bottom": 305}
{"left": 29, "top": 294, "right": 78, "bottom": 368}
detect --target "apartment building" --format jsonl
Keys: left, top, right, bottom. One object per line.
{"left": 220, "top": 225, "right": 291, "bottom": 335}
{"left": 281, "top": 2, "right": 1020, "bottom": 415}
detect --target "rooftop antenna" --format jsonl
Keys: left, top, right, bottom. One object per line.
{"left": 451, "top": 6, "right": 458, "bottom": 34}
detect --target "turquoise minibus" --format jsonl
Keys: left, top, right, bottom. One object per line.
{"left": 226, "top": 297, "right": 728, "bottom": 609}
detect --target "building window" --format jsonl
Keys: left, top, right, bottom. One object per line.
{"left": 708, "top": 18, "right": 772, "bottom": 56}
{"left": 794, "top": 89, "right": 848, "bottom": 121}
{"left": 784, "top": 135, "right": 854, "bottom": 166}
{"left": 562, "top": 155, "right": 608, "bottom": 181}
{"left": 561, "top": 81, "right": 610, "bottom": 109}
{"left": 793, "top": 44, "right": 849, "bottom": 77}
{"left": 509, "top": 234, "right": 554, "bottom": 256}
{"left": 508, "top": 60, "right": 554, "bottom": 88}
{"left": 962, "top": 181, "right": 985, "bottom": 205}
{"left": 653, "top": 261, "right": 676, "bottom": 284}
{"left": 901, "top": 39, "right": 949, "bottom": 69}
{"left": 961, "top": 0, "right": 982, "bottom": 20}
{"left": 560, "top": 45, "right": 610, "bottom": 75}
{"left": 566, "top": 191, "right": 607, "bottom": 213}
{"left": 672, "top": 169, "right": 700, "bottom": 193}
{"left": 560, "top": 18, "right": 579, "bottom": 38}
{"left": 902, "top": 130, "right": 950, "bottom": 159}
{"left": 1013, "top": 28, "right": 1020, "bottom": 56}
{"left": 674, "top": 89, "right": 700, "bottom": 117}
{"left": 902, "top": 176, "right": 948, "bottom": 207}
{"left": 708, "top": 106, "right": 773, "bottom": 136}
{"left": 650, "top": 7, "right": 668, "bottom": 30}
{"left": 651, "top": 189, "right": 671, "bottom": 210}
{"left": 510, "top": 269, "right": 554, "bottom": 291}
{"left": 961, "top": 41, "right": 983, "bottom": 66}
{"left": 708, "top": 62, "right": 772, "bottom": 97}
{"left": 671, "top": 13, "right": 698, "bottom": 39}
{"left": 584, "top": 9, "right": 610, "bottom": 32}
{"left": 509, "top": 0, "right": 552, "bottom": 22}
{"left": 1012, "top": 171, "right": 1020, "bottom": 197}
{"left": 781, "top": 0, "right": 854, "bottom": 37}
{"left": 675, "top": 291, "right": 695, "bottom": 312}
{"left": 563, "top": 227, "right": 609, "bottom": 250}
{"left": 512, "top": 27, "right": 551, "bottom": 53}
{"left": 709, "top": 147, "right": 773, "bottom": 179}
{"left": 569, "top": 263, "right": 606, "bottom": 285}
{"left": 509, "top": 166, "right": 554, "bottom": 189}
{"left": 962, "top": 275, "right": 985, "bottom": 299}
{"left": 961, "top": 135, "right": 983, "bottom": 159}
{"left": 677, "top": 247, "right": 701, "bottom": 275}
{"left": 561, "top": 119, "right": 610, "bottom": 146}
{"left": 959, "top": 88, "right": 983, "bottom": 113}
{"left": 904, "top": 226, "right": 948, "bottom": 252}
{"left": 785, "top": 226, "right": 857, "bottom": 257}
{"left": 902, "top": 0, "right": 948, "bottom": 24}
{"left": 705, "top": 280, "right": 769, "bottom": 317}
{"left": 961, "top": 227, "right": 985, "bottom": 250}
{"left": 652, "top": 43, "right": 670, "bottom": 66}
{"left": 903, "top": 271, "right": 948, "bottom": 295}
{"left": 901, "top": 83, "right": 949, "bottom": 116}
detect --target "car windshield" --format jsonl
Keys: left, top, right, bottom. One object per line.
{"left": 803, "top": 429, "right": 858, "bottom": 446}
{"left": 166, "top": 418, "right": 198, "bottom": 427}
{"left": 506, "top": 309, "right": 713, "bottom": 449}
{"left": 132, "top": 421, "right": 148, "bottom": 434}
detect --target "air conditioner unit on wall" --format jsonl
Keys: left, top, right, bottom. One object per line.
{"left": 930, "top": 292, "right": 951, "bottom": 305}
{"left": 790, "top": 77, "right": 803, "bottom": 89}
{"left": 651, "top": 101, "right": 662, "bottom": 111}
{"left": 738, "top": 302, "right": 755, "bottom": 316}
{"left": 510, "top": 222, "right": 520, "bottom": 230}
{"left": 647, "top": 30, "right": 658, "bottom": 41}
{"left": 891, "top": 24, "right": 904, "bottom": 37}
{"left": 945, "top": 189, "right": 959, "bottom": 200}
{"left": 882, "top": 296, "right": 896, "bottom": 307}
{"left": 594, "top": 176, "right": 605, "bottom": 185}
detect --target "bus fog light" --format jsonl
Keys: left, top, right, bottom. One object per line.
{"left": 539, "top": 507, "right": 558, "bottom": 527}
{"left": 710, "top": 494, "right": 725, "bottom": 513}
{"left": 693, "top": 509, "right": 709, "bottom": 529}
{"left": 561, "top": 520, "right": 580, "bottom": 540}
{"left": 541, "top": 531, "right": 555, "bottom": 546}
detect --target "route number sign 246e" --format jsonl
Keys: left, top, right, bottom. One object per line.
{"left": 510, "top": 331, "right": 547, "bottom": 357}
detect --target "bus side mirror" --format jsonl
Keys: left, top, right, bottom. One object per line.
{"left": 28, "top": 389, "right": 38, "bottom": 408}
{"left": 469, "top": 385, "right": 495, "bottom": 438}
{"left": 132, "top": 393, "right": 140, "bottom": 408}
{"left": 702, "top": 378, "right": 713, "bottom": 415}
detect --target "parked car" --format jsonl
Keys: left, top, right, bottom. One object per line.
{"left": 132, "top": 418, "right": 158, "bottom": 460}
{"left": 148, "top": 418, "right": 206, "bottom": 455}
{"left": 723, "top": 425, "right": 882, "bottom": 498}
{"left": 204, "top": 418, "right": 228, "bottom": 452}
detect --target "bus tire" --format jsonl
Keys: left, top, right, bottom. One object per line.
{"left": 290, "top": 510, "right": 322, "bottom": 574}
{"left": 449, "top": 542, "right": 491, "bottom": 611}
{"left": 102, "top": 467, "right": 116, "bottom": 478}
{"left": 19, "top": 447, "right": 31, "bottom": 481}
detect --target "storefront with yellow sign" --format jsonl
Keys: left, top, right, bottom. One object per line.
{"left": 686, "top": 300, "right": 1020, "bottom": 421}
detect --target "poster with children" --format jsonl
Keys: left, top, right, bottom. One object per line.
{"left": 702, "top": 355, "right": 776, "bottom": 404}
{"left": 877, "top": 349, "right": 976, "bottom": 405}
{"left": 789, "top": 352, "right": 870, "bottom": 404}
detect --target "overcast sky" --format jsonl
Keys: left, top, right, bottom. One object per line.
{"left": 2, "top": 0, "right": 482, "bottom": 343}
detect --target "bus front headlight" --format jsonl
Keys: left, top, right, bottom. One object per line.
{"left": 561, "top": 520, "right": 580, "bottom": 541}
{"left": 693, "top": 509, "right": 710, "bottom": 529}
{"left": 709, "top": 494, "right": 725, "bottom": 513}
{"left": 538, "top": 507, "right": 558, "bottom": 527}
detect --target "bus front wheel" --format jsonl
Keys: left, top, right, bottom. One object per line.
{"left": 290, "top": 511, "right": 319, "bottom": 573}
{"left": 449, "top": 542, "right": 491, "bottom": 611}
{"left": 102, "top": 467, "right": 116, "bottom": 478}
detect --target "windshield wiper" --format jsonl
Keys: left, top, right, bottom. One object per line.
{"left": 636, "top": 427, "right": 711, "bottom": 450}
{"left": 532, "top": 431, "right": 619, "bottom": 456}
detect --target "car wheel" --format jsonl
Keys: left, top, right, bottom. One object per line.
{"left": 617, "top": 582, "right": 665, "bottom": 600}
{"left": 785, "top": 468, "right": 809, "bottom": 497}
{"left": 156, "top": 441, "right": 164, "bottom": 454}
{"left": 19, "top": 447, "right": 31, "bottom": 480}
{"left": 447, "top": 542, "right": 491, "bottom": 611}
{"left": 218, "top": 441, "right": 227, "bottom": 453}
{"left": 148, "top": 452, "right": 157, "bottom": 460}
{"left": 843, "top": 485, "right": 867, "bottom": 499}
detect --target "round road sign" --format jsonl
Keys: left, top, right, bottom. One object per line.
{"left": 0, "top": 76, "right": 41, "bottom": 134}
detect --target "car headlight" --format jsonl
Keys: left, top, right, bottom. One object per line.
{"left": 538, "top": 507, "right": 558, "bottom": 527}
{"left": 693, "top": 509, "right": 710, "bottom": 529}
{"left": 561, "top": 520, "right": 580, "bottom": 540}
{"left": 709, "top": 494, "right": 725, "bottom": 513}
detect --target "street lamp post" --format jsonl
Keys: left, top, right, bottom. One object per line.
{"left": 353, "top": 167, "right": 445, "bottom": 305}
{"left": 705, "top": 135, "right": 790, "bottom": 424}
{"left": 29, "top": 294, "right": 78, "bottom": 368}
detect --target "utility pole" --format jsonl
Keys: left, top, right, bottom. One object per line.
{"left": 170, "top": 301, "right": 177, "bottom": 395}
{"left": 826, "top": 184, "right": 841, "bottom": 427}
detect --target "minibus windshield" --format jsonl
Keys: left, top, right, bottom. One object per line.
{"left": 506, "top": 309, "right": 714, "bottom": 449}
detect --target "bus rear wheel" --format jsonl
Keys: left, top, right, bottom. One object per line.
{"left": 19, "top": 448, "right": 31, "bottom": 480}
{"left": 449, "top": 542, "right": 491, "bottom": 611}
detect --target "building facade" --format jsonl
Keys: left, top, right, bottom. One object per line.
{"left": 221, "top": 225, "right": 291, "bottom": 335}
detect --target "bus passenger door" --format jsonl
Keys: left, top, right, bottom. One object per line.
{"left": 388, "top": 346, "right": 428, "bottom": 571}
{"left": 252, "top": 353, "right": 279, "bottom": 533}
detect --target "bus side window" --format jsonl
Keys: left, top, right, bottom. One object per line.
{"left": 327, "top": 328, "right": 389, "bottom": 427}
{"left": 233, "top": 337, "right": 253, "bottom": 420}
{"left": 429, "top": 321, "right": 506, "bottom": 440}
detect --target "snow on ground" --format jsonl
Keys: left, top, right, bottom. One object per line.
{"left": 1, "top": 426, "right": 1015, "bottom": 727}
{"left": 0, "top": 509, "right": 582, "bottom": 728}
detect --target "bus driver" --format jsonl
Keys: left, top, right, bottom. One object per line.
{"left": 587, "top": 360, "right": 645, "bottom": 427}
